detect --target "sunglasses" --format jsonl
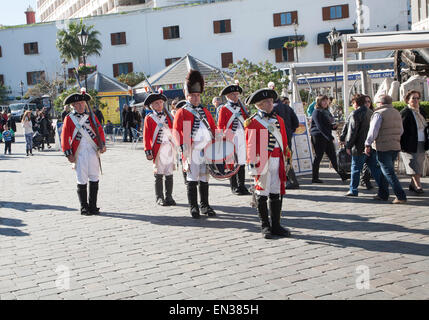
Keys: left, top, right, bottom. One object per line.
{"left": 411, "top": 97, "right": 421, "bottom": 100}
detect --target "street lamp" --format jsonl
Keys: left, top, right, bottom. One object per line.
{"left": 19, "top": 80, "right": 24, "bottom": 98}
{"left": 78, "top": 27, "right": 89, "bottom": 89}
{"left": 293, "top": 20, "right": 299, "bottom": 63}
{"left": 327, "top": 27, "right": 341, "bottom": 102}
{"left": 61, "top": 58, "right": 67, "bottom": 91}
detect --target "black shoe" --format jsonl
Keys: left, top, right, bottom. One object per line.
{"left": 81, "top": 206, "right": 91, "bottom": 216}
{"left": 340, "top": 172, "right": 350, "bottom": 182}
{"left": 409, "top": 184, "right": 424, "bottom": 194}
{"left": 373, "top": 195, "right": 389, "bottom": 201}
{"left": 345, "top": 192, "right": 358, "bottom": 197}
{"left": 261, "top": 226, "right": 273, "bottom": 239}
{"left": 156, "top": 197, "right": 166, "bottom": 206}
{"left": 235, "top": 185, "right": 251, "bottom": 195}
{"left": 312, "top": 178, "right": 324, "bottom": 183}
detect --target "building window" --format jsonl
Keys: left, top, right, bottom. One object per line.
{"left": 273, "top": 11, "right": 298, "bottom": 26}
{"left": 165, "top": 57, "right": 181, "bottom": 67}
{"left": 221, "top": 52, "right": 233, "bottom": 68}
{"left": 26, "top": 71, "right": 45, "bottom": 85}
{"left": 275, "top": 48, "right": 295, "bottom": 63}
{"left": 322, "top": 4, "right": 349, "bottom": 21}
{"left": 0, "top": 46, "right": 2, "bottom": 57}
{"left": 323, "top": 43, "right": 343, "bottom": 59}
{"left": 0, "top": 74, "right": 4, "bottom": 86}
{"left": 24, "top": 42, "right": 39, "bottom": 55}
{"left": 111, "top": 32, "right": 126, "bottom": 45}
{"left": 163, "top": 26, "right": 180, "bottom": 40}
{"left": 213, "top": 19, "right": 231, "bottom": 34}
{"left": 113, "top": 62, "right": 133, "bottom": 77}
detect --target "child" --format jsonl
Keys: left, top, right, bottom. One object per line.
{"left": 3, "top": 123, "right": 12, "bottom": 155}
{"left": 104, "top": 120, "right": 114, "bottom": 141}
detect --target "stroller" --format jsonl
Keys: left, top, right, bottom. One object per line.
{"left": 33, "top": 132, "right": 45, "bottom": 151}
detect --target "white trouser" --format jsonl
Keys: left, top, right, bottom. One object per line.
{"left": 154, "top": 142, "right": 175, "bottom": 175}
{"left": 233, "top": 127, "right": 246, "bottom": 166}
{"left": 255, "top": 157, "right": 280, "bottom": 196}
{"left": 75, "top": 137, "right": 100, "bottom": 185}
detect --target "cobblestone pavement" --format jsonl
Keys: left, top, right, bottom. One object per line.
{"left": 1, "top": 127, "right": 428, "bottom": 300}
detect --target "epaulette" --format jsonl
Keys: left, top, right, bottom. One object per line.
{"left": 244, "top": 113, "right": 257, "bottom": 128}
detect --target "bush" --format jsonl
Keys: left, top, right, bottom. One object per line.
{"left": 392, "top": 101, "right": 429, "bottom": 115}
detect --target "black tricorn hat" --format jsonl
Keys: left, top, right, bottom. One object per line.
{"left": 220, "top": 84, "right": 243, "bottom": 96}
{"left": 184, "top": 69, "right": 204, "bottom": 95}
{"left": 143, "top": 92, "right": 167, "bottom": 107}
{"left": 64, "top": 93, "right": 91, "bottom": 105}
{"left": 245, "top": 88, "right": 278, "bottom": 105}
{"left": 176, "top": 100, "right": 187, "bottom": 109}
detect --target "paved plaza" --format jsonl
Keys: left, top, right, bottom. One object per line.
{"left": 0, "top": 127, "right": 428, "bottom": 300}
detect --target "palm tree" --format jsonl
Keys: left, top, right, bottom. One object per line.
{"left": 56, "top": 20, "right": 102, "bottom": 64}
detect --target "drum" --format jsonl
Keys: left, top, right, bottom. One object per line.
{"left": 204, "top": 139, "right": 240, "bottom": 180}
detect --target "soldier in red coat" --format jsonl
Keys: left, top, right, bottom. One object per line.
{"left": 218, "top": 83, "right": 250, "bottom": 195}
{"left": 143, "top": 92, "right": 176, "bottom": 206}
{"left": 173, "top": 70, "right": 217, "bottom": 219}
{"left": 61, "top": 92, "right": 106, "bottom": 215}
{"left": 244, "top": 88, "right": 291, "bottom": 239}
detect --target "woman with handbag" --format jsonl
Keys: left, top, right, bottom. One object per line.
{"left": 400, "top": 90, "right": 429, "bottom": 194}
{"left": 310, "top": 95, "right": 349, "bottom": 183}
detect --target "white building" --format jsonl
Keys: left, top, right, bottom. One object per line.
{"left": 411, "top": 0, "right": 429, "bottom": 30}
{"left": 1, "top": 0, "right": 409, "bottom": 97}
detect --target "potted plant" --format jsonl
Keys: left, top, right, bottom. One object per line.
{"left": 283, "top": 40, "right": 308, "bottom": 49}
{"left": 77, "top": 63, "right": 97, "bottom": 76}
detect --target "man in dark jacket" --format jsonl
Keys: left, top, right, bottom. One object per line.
{"left": 94, "top": 106, "right": 105, "bottom": 126}
{"left": 121, "top": 104, "right": 134, "bottom": 142}
{"left": 344, "top": 94, "right": 386, "bottom": 197}
{"left": 274, "top": 95, "right": 300, "bottom": 189}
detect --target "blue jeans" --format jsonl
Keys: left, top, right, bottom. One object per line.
{"left": 376, "top": 151, "right": 407, "bottom": 201}
{"left": 25, "top": 133, "right": 33, "bottom": 150}
{"left": 350, "top": 150, "right": 389, "bottom": 199}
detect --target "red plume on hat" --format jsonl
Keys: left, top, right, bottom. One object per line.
{"left": 184, "top": 69, "right": 204, "bottom": 95}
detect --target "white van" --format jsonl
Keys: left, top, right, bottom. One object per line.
{"left": 9, "top": 103, "right": 37, "bottom": 122}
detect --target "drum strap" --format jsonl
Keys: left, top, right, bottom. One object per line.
{"left": 184, "top": 105, "right": 214, "bottom": 140}
{"left": 148, "top": 113, "right": 167, "bottom": 148}
{"left": 254, "top": 115, "right": 284, "bottom": 153}
{"left": 225, "top": 105, "right": 244, "bottom": 131}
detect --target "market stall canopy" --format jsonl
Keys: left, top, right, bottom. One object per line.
{"left": 268, "top": 35, "right": 305, "bottom": 49}
{"left": 133, "top": 54, "right": 232, "bottom": 93}
{"left": 83, "top": 71, "right": 129, "bottom": 93}
{"left": 345, "top": 30, "right": 429, "bottom": 53}
{"left": 284, "top": 58, "right": 394, "bottom": 75}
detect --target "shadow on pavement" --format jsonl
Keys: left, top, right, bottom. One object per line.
{"left": 0, "top": 217, "right": 29, "bottom": 237}
{"left": 0, "top": 170, "right": 21, "bottom": 173}
{"left": 0, "top": 201, "right": 76, "bottom": 212}
{"left": 294, "top": 234, "right": 429, "bottom": 257}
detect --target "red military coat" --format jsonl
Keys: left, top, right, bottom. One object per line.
{"left": 245, "top": 114, "right": 289, "bottom": 195}
{"left": 173, "top": 106, "right": 216, "bottom": 147}
{"left": 143, "top": 113, "right": 174, "bottom": 162}
{"left": 217, "top": 103, "right": 248, "bottom": 131}
{"left": 61, "top": 112, "right": 105, "bottom": 156}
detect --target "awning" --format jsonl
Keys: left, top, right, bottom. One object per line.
{"left": 345, "top": 30, "right": 429, "bottom": 53}
{"left": 268, "top": 35, "right": 305, "bottom": 50}
{"left": 317, "top": 29, "right": 355, "bottom": 45}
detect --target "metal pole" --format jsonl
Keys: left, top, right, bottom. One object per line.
{"left": 356, "top": 0, "right": 369, "bottom": 95}
{"left": 83, "top": 51, "right": 88, "bottom": 90}
{"left": 343, "top": 35, "right": 349, "bottom": 119}
{"left": 333, "top": 44, "right": 338, "bottom": 102}
{"left": 294, "top": 27, "right": 299, "bottom": 63}
{"left": 63, "top": 66, "right": 67, "bottom": 91}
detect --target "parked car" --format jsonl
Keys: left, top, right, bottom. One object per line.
{"left": 9, "top": 102, "right": 37, "bottom": 122}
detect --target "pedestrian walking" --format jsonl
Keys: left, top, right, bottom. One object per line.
{"left": 244, "top": 88, "right": 291, "bottom": 239}
{"left": 365, "top": 94, "right": 407, "bottom": 204}
{"left": 22, "top": 111, "right": 34, "bottom": 156}
{"left": 143, "top": 92, "right": 177, "bottom": 206}
{"left": 122, "top": 104, "right": 134, "bottom": 142}
{"left": 173, "top": 70, "right": 217, "bottom": 219}
{"left": 2, "top": 123, "right": 13, "bottom": 154}
{"left": 400, "top": 90, "right": 428, "bottom": 194}
{"left": 61, "top": 92, "right": 106, "bottom": 215}
{"left": 218, "top": 83, "right": 250, "bottom": 195}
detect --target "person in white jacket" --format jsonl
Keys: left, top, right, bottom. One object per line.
{"left": 22, "top": 111, "right": 34, "bottom": 156}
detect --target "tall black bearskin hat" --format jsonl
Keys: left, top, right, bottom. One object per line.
{"left": 184, "top": 69, "right": 204, "bottom": 95}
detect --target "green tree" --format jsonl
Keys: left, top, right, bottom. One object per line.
{"left": 53, "top": 87, "right": 106, "bottom": 114}
{"left": 116, "top": 72, "right": 148, "bottom": 87}
{"left": 26, "top": 79, "right": 63, "bottom": 101}
{"left": 56, "top": 20, "right": 102, "bottom": 63}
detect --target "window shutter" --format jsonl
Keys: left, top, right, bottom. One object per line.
{"left": 127, "top": 62, "right": 133, "bottom": 73}
{"left": 273, "top": 13, "right": 281, "bottom": 27}
{"left": 275, "top": 48, "right": 283, "bottom": 63}
{"left": 34, "top": 42, "right": 39, "bottom": 54}
{"left": 291, "top": 11, "right": 298, "bottom": 24}
{"left": 24, "top": 43, "right": 29, "bottom": 54}
{"left": 213, "top": 21, "right": 220, "bottom": 34}
{"left": 113, "top": 64, "right": 119, "bottom": 77}
{"left": 225, "top": 19, "right": 231, "bottom": 32}
{"left": 163, "top": 27, "right": 169, "bottom": 39}
{"left": 0, "top": 46, "right": 2, "bottom": 57}
{"left": 0, "top": 75, "right": 4, "bottom": 85}
{"left": 221, "top": 52, "right": 233, "bottom": 68}
{"left": 322, "top": 7, "right": 330, "bottom": 21}
{"left": 324, "top": 43, "right": 331, "bottom": 58}
{"left": 165, "top": 58, "right": 172, "bottom": 67}
{"left": 121, "top": 32, "right": 126, "bottom": 44}
{"left": 27, "top": 72, "right": 32, "bottom": 85}
{"left": 111, "top": 33, "right": 116, "bottom": 45}
{"left": 342, "top": 4, "right": 349, "bottom": 18}
{"left": 288, "top": 48, "right": 295, "bottom": 62}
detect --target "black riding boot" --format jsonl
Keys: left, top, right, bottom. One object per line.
{"left": 199, "top": 181, "right": 216, "bottom": 216}
{"left": 269, "top": 193, "right": 291, "bottom": 237}
{"left": 89, "top": 181, "right": 100, "bottom": 215}
{"left": 256, "top": 195, "right": 272, "bottom": 239}
{"left": 164, "top": 175, "right": 176, "bottom": 206}
{"left": 187, "top": 181, "right": 200, "bottom": 218}
{"left": 77, "top": 184, "right": 90, "bottom": 215}
{"left": 155, "top": 174, "right": 165, "bottom": 206}
{"left": 229, "top": 173, "right": 239, "bottom": 194}
{"left": 236, "top": 165, "right": 251, "bottom": 195}
{"left": 183, "top": 171, "right": 188, "bottom": 185}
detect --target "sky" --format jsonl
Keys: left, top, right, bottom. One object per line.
{"left": 0, "top": 0, "right": 38, "bottom": 26}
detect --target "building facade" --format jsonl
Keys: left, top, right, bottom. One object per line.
{"left": 1, "top": 0, "right": 409, "bottom": 97}
{"left": 411, "top": 0, "right": 429, "bottom": 30}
